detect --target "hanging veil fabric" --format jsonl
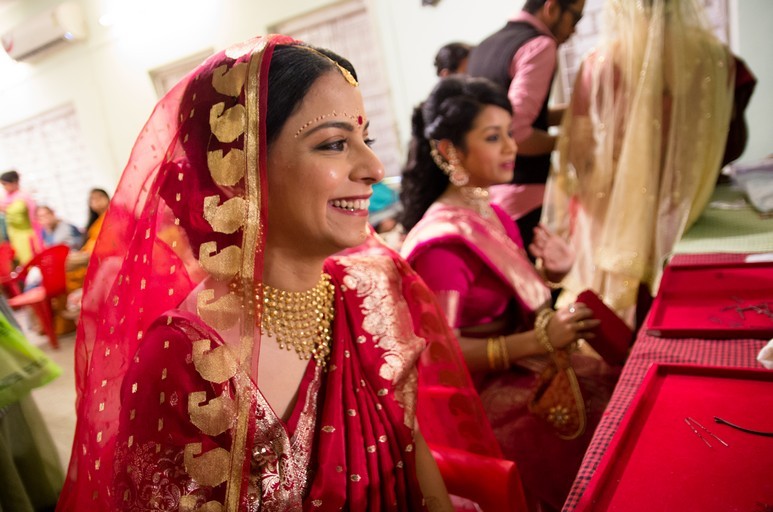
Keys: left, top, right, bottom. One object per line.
{"left": 542, "top": 0, "right": 734, "bottom": 321}
{"left": 58, "top": 35, "right": 285, "bottom": 511}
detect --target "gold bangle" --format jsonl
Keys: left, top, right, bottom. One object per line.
{"left": 487, "top": 337, "right": 500, "bottom": 371}
{"left": 535, "top": 308, "right": 556, "bottom": 354}
{"left": 497, "top": 335, "right": 511, "bottom": 370}
{"left": 535, "top": 258, "right": 563, "bottom": 290}
{"left": 488, "top": 336, "right": 511, "bottom": 371}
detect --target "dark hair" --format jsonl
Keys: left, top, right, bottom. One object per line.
{"left": 434, "top": 42, "right": 472, "bottom": 76}
{"left": 399, "top": 76, "right": 512, "bottom": 230}
{"left": 86, "top": 188, "right": 110, "bottom": 232}
{"left": 266, "top": 44, "right": 358, "bottom": 146}
{"left": 522, "top": 0, "right": 578, "bottom": 14}
{"left": 0, "top": 170, "right": 19, "bottom": 184}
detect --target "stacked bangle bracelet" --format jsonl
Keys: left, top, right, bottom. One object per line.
{"left": 487, "top": 335, "right": 510, "bottom": 371}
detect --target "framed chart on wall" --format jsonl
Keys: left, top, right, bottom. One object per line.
{"left": 0, "top": 104, "right": 99, "bottom": 229}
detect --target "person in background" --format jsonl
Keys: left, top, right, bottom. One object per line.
{"left": 466, "top": 0, "right": 585, "bottom": 250}
{"left": 541, "top": 0, "right": 734, "bottom": 327}
{"left": 434, "top": 42, "right": 472, "bottom": 77}
{"left": 36, "top": 206, "right": 83, "bottom": 250}
{"left": 0, "top": 170, "right": 42, "bottom": 265}
{"left": 58, "top": 35, "right": 455, "bottom": 511}
{"left": 400, "top": 75, "right": 616, "bottom": 511}
{"left": 63, "top": 188, "right": 111, "bottom": 318}
{"left": 80, "top": 188, "right": 110, "bottom": 254}
{"left": 0, "top": 296, "right": 64, "bottom": 512}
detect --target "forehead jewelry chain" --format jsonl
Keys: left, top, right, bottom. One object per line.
{"left": 255, "top": 273, "right": 336, "bottom": 366}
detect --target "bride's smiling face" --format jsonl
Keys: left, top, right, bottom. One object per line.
{"left": 265, "top": 71, "right": 384, "bottom": 258}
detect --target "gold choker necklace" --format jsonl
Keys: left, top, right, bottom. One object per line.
{"left": 254, "top": 273, "right": 336, "bottom": 365}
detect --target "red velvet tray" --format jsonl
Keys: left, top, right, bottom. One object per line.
{"left": 576, "top": 364, "right": 773, "bottom": 511}
{"left": 647, "top": 262, "right": 773, "bottom": 338}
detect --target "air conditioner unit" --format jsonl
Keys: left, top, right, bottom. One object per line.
{"left": 1, "top": 1, "right": 87, "bottom": 61}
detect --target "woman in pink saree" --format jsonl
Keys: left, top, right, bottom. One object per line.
{"left": 57, "top": 35, "right": 458, "bottom": 511}
{"left": 401, "top": 76, "right": 617, "bottom": 512}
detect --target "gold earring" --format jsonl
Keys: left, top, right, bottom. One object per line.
{"left": 430, "top": 141, "right": 469, "bottom": 186}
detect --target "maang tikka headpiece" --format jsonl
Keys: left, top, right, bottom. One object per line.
{"left": 429, "top": 140, "right": 469, "bottom": 187}
{"left": 302, "top": 46, "right": 358, "bottom": 87}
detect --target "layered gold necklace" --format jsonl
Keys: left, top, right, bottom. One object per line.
{"left": 256, "top": 273, "right": 336, "bottom": 366}
{"left": 457, "top": 186, "right": 492, "bottom": 218}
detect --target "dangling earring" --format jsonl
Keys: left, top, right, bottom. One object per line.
{"left": 430, "top": 140, "right": 469, "bottom": 187}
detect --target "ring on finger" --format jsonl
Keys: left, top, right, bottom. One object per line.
{"left": 568, "top": 304, "right": 577, "bottom": 314}
{"left": 577, "top": 320, "right": 585, "bottom": 329}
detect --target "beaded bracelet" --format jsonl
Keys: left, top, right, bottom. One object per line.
{"left": 535, "top": 308, "right": 556, "bottom": 354}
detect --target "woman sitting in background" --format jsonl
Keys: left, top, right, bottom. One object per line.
{"left": 79, "top": 188, "right": 110, "bottom": 254}
{"left": 400, "top": 75, "right": 617, "bottom": 511}
{"left": 36, "top": 206, "right": 82, "bottom": 250}
{"left": 63, "top": 188, "right": 111, "bottom": 318}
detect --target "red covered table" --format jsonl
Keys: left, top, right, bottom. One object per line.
{"left": 562, "top": 333, "right": 769, "bottom": 511}
{"left": 561, "top": 186, "right": 773, "bottom": 510}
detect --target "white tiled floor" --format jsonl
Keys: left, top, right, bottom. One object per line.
{"left": 17, "top": 310, "right": 78, "bottom": 472}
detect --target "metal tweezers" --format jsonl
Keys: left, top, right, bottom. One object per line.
{"left": 714, "top": 416, "right": 773, "bottom": 437}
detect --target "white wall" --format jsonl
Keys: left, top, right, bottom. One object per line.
{"left": 0, "top": 0, "right": 770, "bottom": 198}
{"left": 734, "top": 0, "right": 772, "bottom": 162}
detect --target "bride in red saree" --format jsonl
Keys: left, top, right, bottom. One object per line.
{"left": 57, "top": 35, "right": 461, "bottom": 511}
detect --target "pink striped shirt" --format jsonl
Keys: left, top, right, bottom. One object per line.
{"left": 508, "top": 11, "right": 558, "bottom": 143}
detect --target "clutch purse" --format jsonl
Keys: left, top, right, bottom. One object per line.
{"left": 576, "top": 289, "right": 632, "bottom": 366}
{"left": 528, "top": 349, "right": 586, "bottom": 440}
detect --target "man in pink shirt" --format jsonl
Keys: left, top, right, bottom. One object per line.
{"left": 467, "top": 0, "right": 584, "bottom": 251}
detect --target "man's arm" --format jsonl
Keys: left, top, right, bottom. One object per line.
{"left": 508, "top": 35, "right": 559, "bottom": 156}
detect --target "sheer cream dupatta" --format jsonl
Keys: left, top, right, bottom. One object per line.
{"left": 543, "top": 0, "right": 733, "bottom": 318}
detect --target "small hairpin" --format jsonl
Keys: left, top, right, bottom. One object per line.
{"left": 686, "top": 416, "right": 728, "bottom": 447}
{"left": 684, "top": 417, "right": 712, "bottom": 447}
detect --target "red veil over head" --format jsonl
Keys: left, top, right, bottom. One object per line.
{"left": 60, "top": 35, "right": 291, "bottom": 510}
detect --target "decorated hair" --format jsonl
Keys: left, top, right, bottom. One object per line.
{"left": 399, "top": 75, "right": 511, "bottom": 230}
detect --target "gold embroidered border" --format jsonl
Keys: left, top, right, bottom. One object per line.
{"left": 224, "top": 42, "right": 264, "bottom": 511}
